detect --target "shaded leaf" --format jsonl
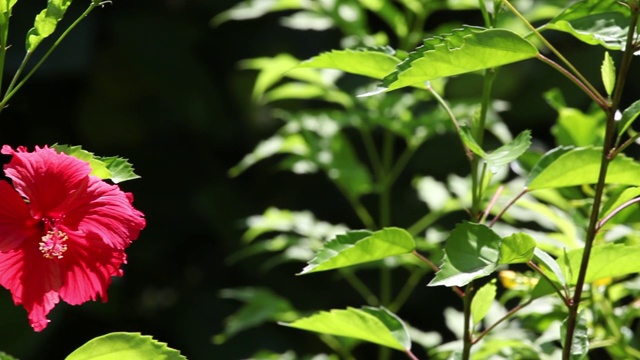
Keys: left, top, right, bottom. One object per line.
{"left": 526, "top": 146, "right": 640, "bottom": 190}
{"left": 299, "top": 47, "right": 401, "bottom": 80}
{"left": 560, "top": 243, "right": 640, "bottom": 284}
{"left": 601, "top": 51, "right": 616, "bottom": 97}
{"left": 499, "top": 233, "right": 536, "bottom": 265}
{"left": 300, "top": 228, "right": 415, "bottom": 274}
{"left": 561, "top": 310, "right": 588, "bottom": 360}
{"left": 26, "top": 0, "right": 73, "bottom": 52}
{"left": 214, "top": 287, "right": 298, "bottom": 344}
{"left": 459, "top": 125, "right": 486, "bottom": 157}
{"left": 617, "top": 99, "right": 640, "bottom": 137}
{"left": 471, "top": 280, "right": 496, "bottom": 326}
{"left": 484, "top": 130, "right": 532, "bottom": 173}
{"left": 363, "top": 26, "right": 537, "bottom": 95}
{"left": 65, "top": 332, "right": 185, "bottom": 360}
{"left": 600, "top": 187, "right": 640, "bottom": 224}
{"left": 542, "top": 0, "right": 633, "bottom": 50}
{"left": 429, "top": 222, "right": 501, "bottom": 287}
{"left": 534, "top": 247, "right": 567, "bottom": 287}
{"left": 282, "top": 307, "right": 411, "bottom": 351}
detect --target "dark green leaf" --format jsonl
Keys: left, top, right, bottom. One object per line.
{"left": 359, "top": 0, "right": 407, "bottom": 37}
{"left": 428, "top": 222, "right": 501, "bottom": 287}
{"left": 363, "top": 26, "right": 538, "bottom": 95}
{"left": 601, "top": 51, "right": 616, "bottom": 96}
{"left": 526, "top": 146, "right": 640, "bottom": 190}
{"left": 542, "top": 0, "right": 633, "bottom": 50}
{"left": 471, "top": 280, "right": 496, "bottom": 326}
{"left": 600, "top": 187, "right": 640, "bottom": 224}
{"left": 282, "top": 307, "right": 411, "bottom": 351}
{"left": 300, "top": 228, "right": 415, "bottom": 274}
{"left": 459, "top": 125, "right": 486, "bottom": 157}
{"left": 484, "top": 130, "right": 532, "bottom": 173}
{"left": 561, "top": 310, "right": 588, "bottom": 360}
{"left": 214, "top": 287, "right": 298, "bottom": 344}
{"left": 65, "top": 332, "right": 186, "bottom": 360}
{"left": 617, "top": 99, "right": 640, "bottom": 137}
{"left": 26, "top": 0, "right": 73, "bottom": 52}
{"left": 299, "top": 47, "right": 401, "bottom": 80}
{"left": 499, "top": 233, "right": 536, "bottom": 264}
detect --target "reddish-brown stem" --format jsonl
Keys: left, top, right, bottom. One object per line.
{"left": 412, "top": 250, "right": 465, "bottom": 298}
{"left": 596, "top": 197, "right": 640, "bottom": 232}
{"left": 481, "top": 185, "right": 504, "bottom": 224}
{"left": 473, "top": 299, "right": 533, "bottom": 344}
{"left": 489, "top": 188, "right": 527, "bottom": 228}
{"left": 528, "top": 261, "right": 570, "bottom": 307}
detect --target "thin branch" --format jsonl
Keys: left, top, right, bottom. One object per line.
{"left": 489, "top": 188, "right": 527, "bottom": 227}
{"left": 412, "top": 250, "right": 465, "bottom": 298}
{"left": 481, "top": 185, "right": 504, "bottom": 224}
{"left": 528, "top": 260, "right": 570, "bottom": 307}
{"left": 473, "top": 299, "right": 533, "bottom": 344}
{"left": 596, "top": 197, "right": 640, "bottom": 232}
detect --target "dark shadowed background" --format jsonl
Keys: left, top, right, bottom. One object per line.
{"left": 0, "top": 1, "right": 637, "bottom": 359}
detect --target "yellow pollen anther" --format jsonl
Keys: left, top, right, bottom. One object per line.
{"left": 39, "top": 230, "right": 68, "bottom": 259}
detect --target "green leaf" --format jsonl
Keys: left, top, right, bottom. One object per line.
{"left": 0, "top": 352, "right": 17, "bottom": 360}
{"left": 299, "top": 47, "right": 401, "bottom": 80}
{"left": 617, "top": 99, "right": 640, "bottom": 137}
{"left": 358, "top": 0, "right": 407, "bottom": 37}
{"left": 601, "top": 51, "right": 616, "bottom": 96}
{"left": 263, "top": 82, "right": 353, "bottom": 107}
{"left": 428, "top": 222, "right": 501, "bottom": 287}
{"left": 561, "top": 310, "right": 588, "bottom": 360}
{"left": 600, "top": 186, "right": 640, "bottom": 224}
{"left": 300, "top": 228, "right": 415, "bottom": 274}
{"left": 484, "top": 130, "right": 532, "bottom": 173}
{"left": 560, "top": 243, "right": 640, "bottom": 284}
{"left": 471, "top": 280, "right": 496, "bottom": 326}
{"left": 458, "top": 125, "right": 486, "bottom": 157}
{"left": 499, "top": 233, "right": 536, "bottom": 264}
{"left": 414, "top": 176, "right": 451, "bottom": 212}
{"left": 526, "top": 146, "right": 640, "bottom": 190}
{"left": 550, "top": 104, "right": 606, "bottom": 147}
{"left": 533, "top": 247, "right": 567, "bottom": 287}
{"left": 542, "top": 0, "right": 633, "bottom": 51}
{"left": 282, "top": 306, "right": 411, "bottom": 351}
{"left": 100, "top": 156, "right": 140, "bottom": 183}
{"left": 52, "top": 144, "right": 140, "bottom": 183}
{"left": 363, "top": 26, "right": 538, "bottom": 95}
{"left": 65, "top": 332, "right": 186, "bottom": 360}
{"left": 214, "top": 287, "right": 298, "bottom": 344}
{"left": 26, "top": 0, "right": 73, "bottom": 52}
{"left": 212, "top": 0, "right": 303, "bottom": 26}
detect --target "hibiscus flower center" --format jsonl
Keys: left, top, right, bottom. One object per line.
{"left": 39, "top": 229, "right": 68, "bottom": 259}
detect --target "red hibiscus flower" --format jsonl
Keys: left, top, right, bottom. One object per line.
{"left": 0, "top": 145, "right": 145, "bottom": 331}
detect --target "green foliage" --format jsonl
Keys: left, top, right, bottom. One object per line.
{"left": 26, "top": 0, "right": 73, "bottom": 52}
{"left": 560, "top": 243, "right": 640, "bottom": 284}
{"left": 499, "top": 233, "right": 536, "bottom": 265}
{"left": 560, "top": 311, "right": 588, "bottom": 360}
{"left": 471, "top": 280, "right": 496, "bottom": 326}
{"left": 299, "top": 47, "right": 402, "bottom": 80}
{"left": 52, "top": 144, "right": 140, "bottom": 183}
{"left": 601, "top": 52, "right": 616, "bottom": 97}
{"left": 300, "top": 228, "right": 415, "bottom": 274}
{"left": 617, "top": 99, "right": 640, "bottom": 138}
{"left": 65, "top": 332, "right": 186, "bottom": 360}
{"left": 283, "top": 307, "right": 411, "bottom": 351}
{"left": 0, "top": 352, "right": 17, "bottom": 360}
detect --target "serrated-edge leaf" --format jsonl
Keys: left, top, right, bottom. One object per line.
{"left": 282, "top": 306, "right": 410, "bottom": 351}
{"left": 459, "top": 125, "right": 486, "bottom": 158}
{"left": 368, "top": 26, "right": 538, "bottom": 94}
{"left": 299, "top": 228, "right": 415, "bottom": 274}
{"left": 617, "top": 99, "right": 640, "bottom": 136}
{"left": 100, "top": 156, "right": 140, "bottom": 183}
{"left": 499, "top": 232, "right": 536, "bottom": 264}
{"left": 485, "top": 130, "right": 531, "bottom": 173}
{"left": 542, "top": 0, "right": 632, "bottom": 51}
{"left": 299, "top": 47, "right": 402, "bottom": 80}
{"left": 601, "top": 51, "right": 616, "bottom": 96}
{"left": 26, "top": 0, "right": 73, "bottom": 52}
{"left": 526, "top": 146, "right": 640, "bottom": 190}
{"left": 428, "top": 222, "right": 501, "bottom": 287}
{"left": 561, "top": 310, "right": 588, "bottom": 360}
{"left": 471, "top": 280, "right": 496, "bottom": 326}
{"left": 65, "top": 332, "right": 186, "bottom": 360}
{"left": 52, "top": 144, "right": 111, "bottom": 179}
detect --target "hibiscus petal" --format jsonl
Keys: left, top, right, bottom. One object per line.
{"left": 58, "top": 231, "right": 126, "bottom": 305}
{"left": 63, "top": 177, "right": 145, "bottom": 249}
{"left": 0, "top": 241, "right": 62, "bottom": 332}
{"left": 0, "top": 181, "right": 36, "bottom": 251}
{"left": 2, "top": 146, "right": 91, "bottom": 219}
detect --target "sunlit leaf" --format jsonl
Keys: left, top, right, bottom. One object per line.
{"left": 283, "top": 307, "right": 411, "bottom": 351}
{"left": 471, "top": 280, "right": 496, "bottom": 326}
{"left": 299, "top": 47, "right": 401, "bottom": 80}
{"left": 617, "top": 99, "right": 640, "bottom": 137}
{"left": 526, "top": 146, "right": 640, "bottom": 190}
{"left": 214, "top": 287, "right": 298, "bottom": 344}
{"left": 414, "top": 176, "right": 451, "bottom": 212}
{"left": 362, "top": 26, "right": 538, "bottom": 95}
{"left": 550, "top": 104, "right": 606, "bottom": 147}
{"left": 601, "top": 51, "right": 616, "bottom": 97}
{"left": 26, "top": 0, "right": 73, "bottom": 52}
{"left": 560, "top": 243, "right": 640, "bottom": 284}
{"left": 600, "top": 187, "right": 640, "bottom": 225}
{"left": 499, "top": 233, "right": 536, "bottom": 264}
{"left": 52, "top": 144, "right": 140, "bottom": 183}
{"left": 484, "top": 130, "right": 532, "bottom": 173}
{"left": 561, "top": 311, "right": 588, "bottom": 360}
{"left": 229, "top": 134, "right": 308, "bottom": 177}
{"left": 542, "top": 0, "right": 633, "bottom": 51}
{"left": 300, "top": 228, "right": 415, "bottom": 274}
{"left": 99, "top": 156, "right": 140, "bottom": 183}
{"left": 263, "top": 82, "right": 353, "bottom": 107}
{"left": 533, "top": 247, "right": 567, "bottom": 287}
{"left": 65, "top": 332, "right": 185, "bottom": 360}
{"left": 212, "top": 0, "right": 304, "bottom": 25}
{"left": 429, "top": 222, "right": 501, "bottom": 287}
